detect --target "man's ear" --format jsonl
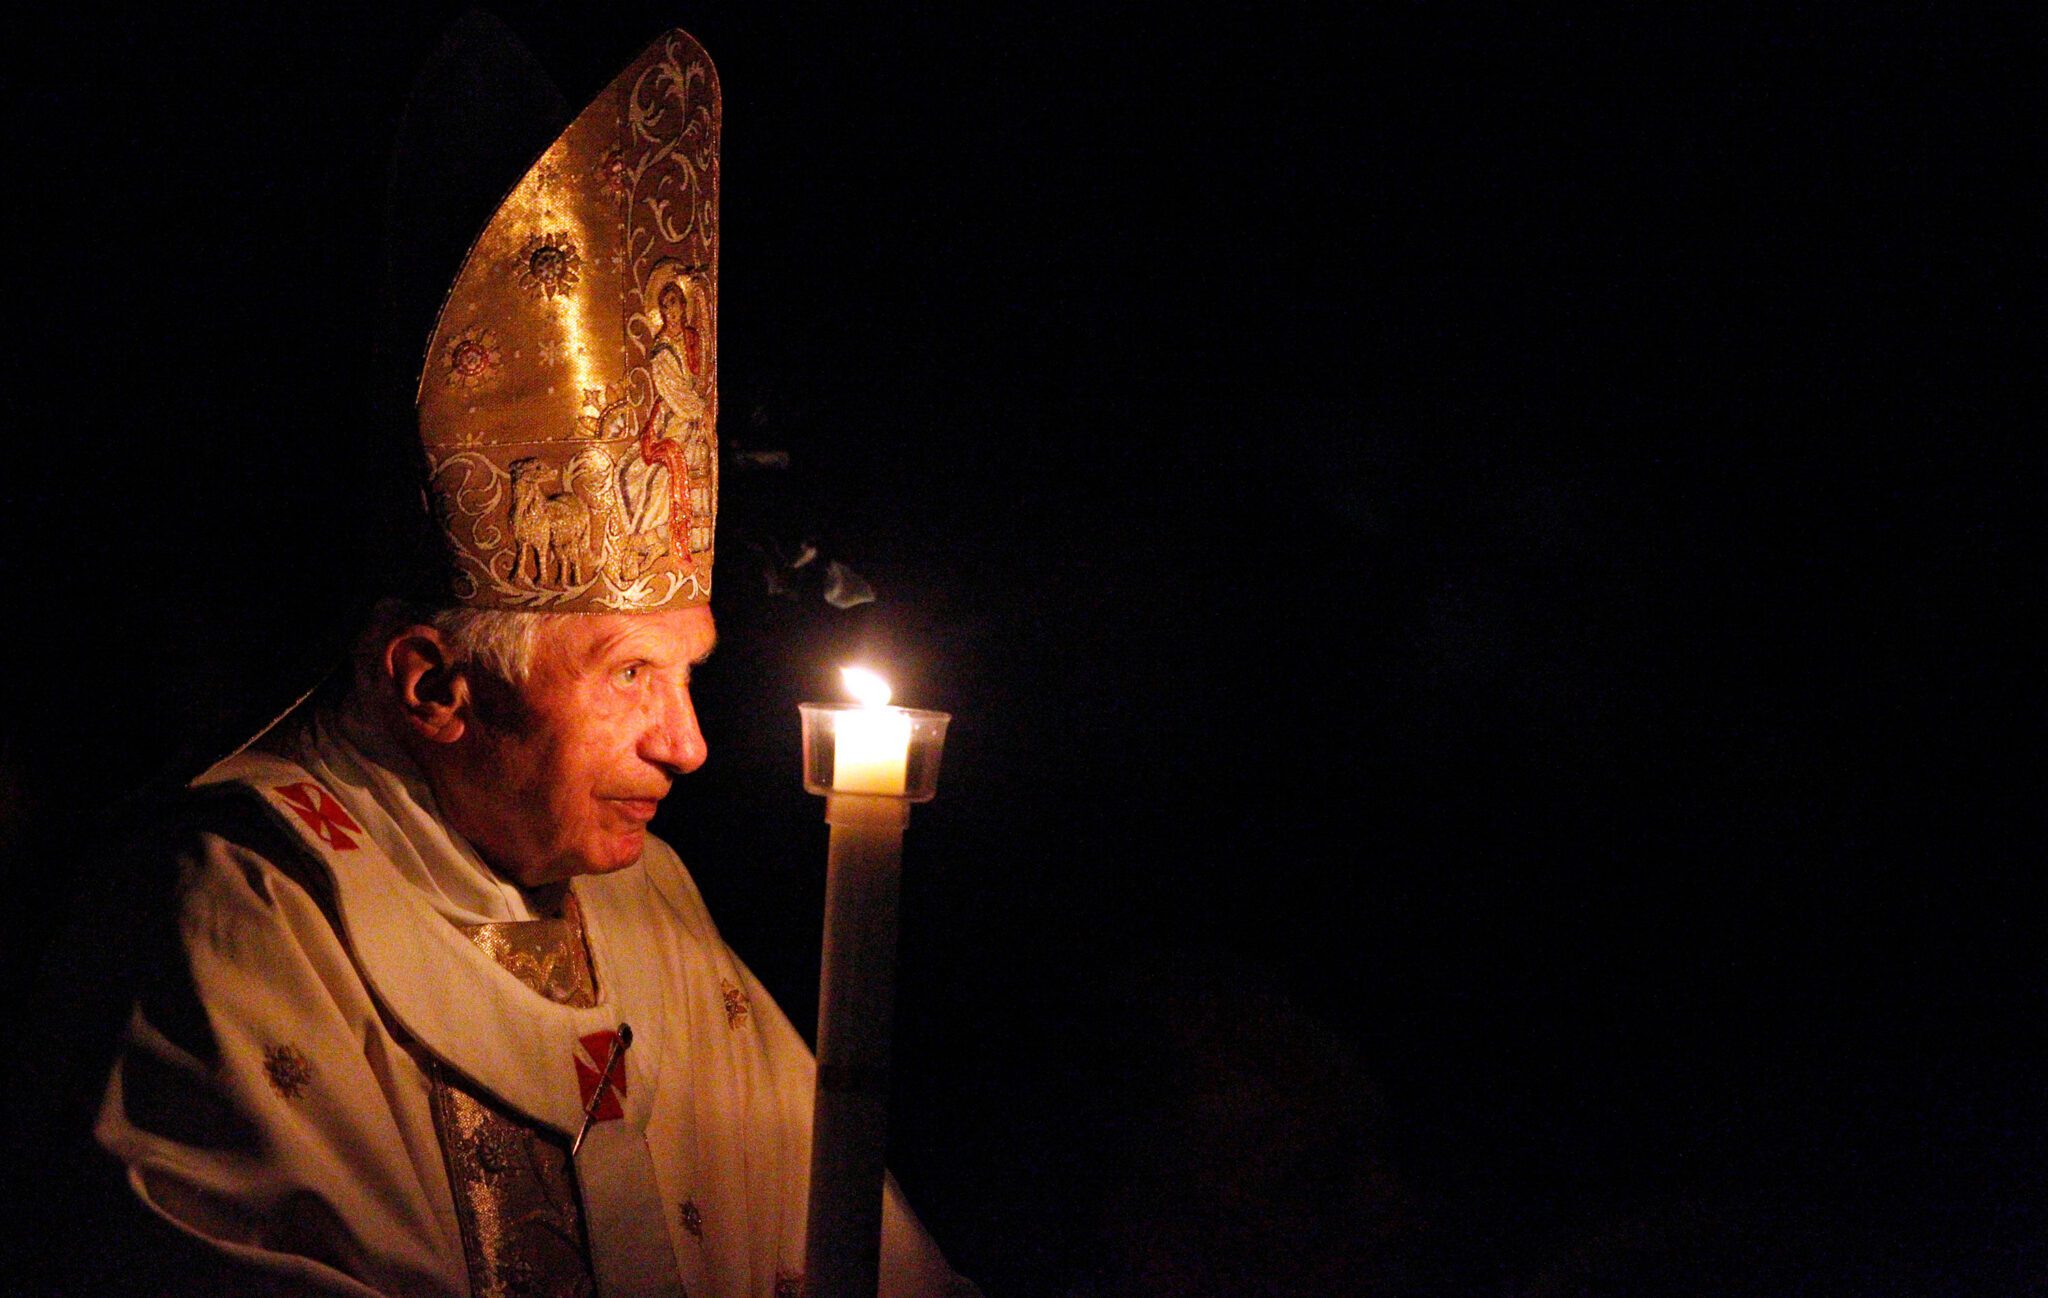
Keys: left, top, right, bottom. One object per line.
{"left": 384, "top": 626, "right": 470, "bottom": 745}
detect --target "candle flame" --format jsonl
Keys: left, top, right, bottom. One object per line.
{"left": 840, "top": 666, "right": 893, "bottom": 708}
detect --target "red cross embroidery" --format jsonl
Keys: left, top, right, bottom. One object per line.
{"left": 272, "top": 781, "right": 363, "bottom": 852}
{"left": 574, "top": 1029, "right": 629, "bottom": 1123}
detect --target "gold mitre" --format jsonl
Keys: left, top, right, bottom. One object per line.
{"left": 417, "top": 30, "right": 720, "bottom": 612}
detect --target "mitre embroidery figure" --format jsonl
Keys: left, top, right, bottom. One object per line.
{"left": 641, "top": 266, "right": 714, "bottom": 560}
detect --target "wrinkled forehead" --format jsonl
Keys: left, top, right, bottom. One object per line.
{"left": 536, "top": 606, "right": 718, "bottom": 671}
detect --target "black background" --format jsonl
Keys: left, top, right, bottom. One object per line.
{"left": 2, "top": 3, "right": 2038, "bottom": 1294}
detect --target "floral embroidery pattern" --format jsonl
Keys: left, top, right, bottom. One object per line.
{"left": 474, "top": 1124, "right": 526, "bottom": 1179}
{"left": 720, "top": 979, "right": 751, "bottom": 1029}
{"left": 497, "top": 1256, "right": 539, "bottom": 1297}
{"left": 262, "top": 1044, "right": 313, "bottom": 1100}
{"left": 445, "top": 326, "right": 503, "bottom": 390}
{"left": 577, "top": 382, "right": 636, "bottom": 441}
{"left": 596, "top": 145, "right": 631, "bottom": 203}
{"left": 516, "top": 233, "right": 583, "bottom": 299}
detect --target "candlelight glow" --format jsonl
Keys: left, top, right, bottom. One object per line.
{"left": 841, "top": 667, "right": 893, "bottom": 708}
{"left": 832, "top": 668, "right": 909, "bottom": 795}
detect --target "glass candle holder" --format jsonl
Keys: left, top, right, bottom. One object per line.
{"left": 798, "top": 703, "right": 951, "bottom": 801}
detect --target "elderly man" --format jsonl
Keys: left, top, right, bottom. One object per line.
{"left": 88, "top": 26, "right": 968, "bottom": 1298}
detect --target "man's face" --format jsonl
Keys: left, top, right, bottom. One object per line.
{"left": 439, "top": 605, "right": 715, "bottom": 887}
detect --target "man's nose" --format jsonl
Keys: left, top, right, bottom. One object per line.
{"left": 641, "top": 680, "right": 708, "bottom": 775}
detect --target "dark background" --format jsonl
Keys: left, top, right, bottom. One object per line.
{"left": 2, "top": 3, "right": 2037, "bottom": 1294}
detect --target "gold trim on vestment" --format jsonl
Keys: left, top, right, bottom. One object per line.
{"left": 427, "top": 891, "right": 604, "bottom": 1297}
{"left": 462, "top": 894, "right": 601, "bottom": 1009}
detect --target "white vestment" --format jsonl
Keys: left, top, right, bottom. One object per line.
{"left": 95, "top": 707, "right": 962, "bottom": 1297}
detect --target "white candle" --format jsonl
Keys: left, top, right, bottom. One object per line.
{"left": 832, "top": 668, "right": 910, "bottom": 795}
{"left": 808, "top": 666, "right": 918, "bottom": 1298}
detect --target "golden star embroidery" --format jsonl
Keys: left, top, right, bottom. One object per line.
{"left": 720, "top": 978, "right": 751, "bottom": 1029}
{"left": 515, "top": 232, "right": 583, "bottom": 299}
{"left": 444, "top": 326, "right": 503, "bottom": 390}
{"left": 474, "top": 1123, "right": 527, "bottom": 1179}
{"left": 262, "top": 1044, "right": 313, "bottom": 1100}
{"left": 596, "top": 145, "right": 631, "bottom": 203}
{"left": 497, "top": 1257, "right": 539, "bottom": 1297}
{"left": 679, "top": 1198, "right": 703, "bottom": 1239}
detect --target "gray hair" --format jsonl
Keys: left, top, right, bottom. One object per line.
{"left": 427, "top": 606, "right": 577, "bottom": 685}
{"left": 353, "top": 599, "right": 575, "bottom": 691}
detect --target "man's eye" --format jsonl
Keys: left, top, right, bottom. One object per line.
{"left": 615, "top": 664, "right": 642, "bottom": 686}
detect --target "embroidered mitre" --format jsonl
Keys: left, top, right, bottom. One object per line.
{"left": 416, "top": 29, "right": 720, "bottom": 612}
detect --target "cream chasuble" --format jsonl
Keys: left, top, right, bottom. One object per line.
{"left": 96, "top": 709, "right": 962, "bottom": 1297}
